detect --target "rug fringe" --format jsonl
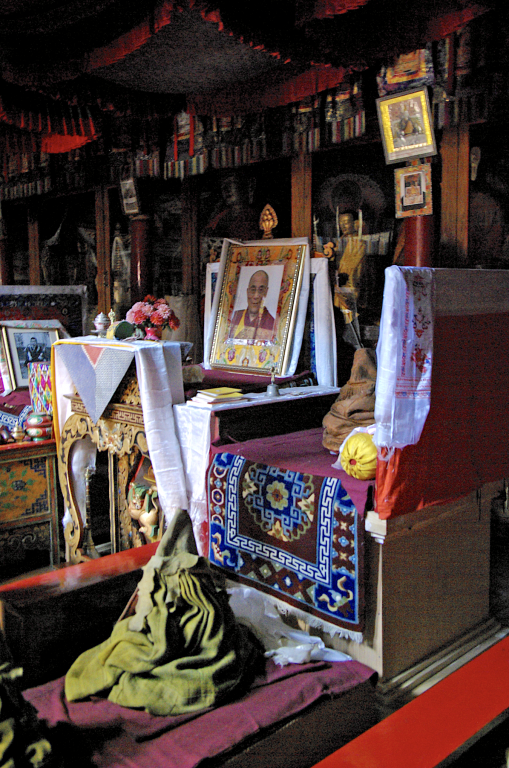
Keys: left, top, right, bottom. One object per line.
{"left": 228, "top": 580, "right": 363, "bottom": 645}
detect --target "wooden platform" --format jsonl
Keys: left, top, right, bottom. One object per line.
{"left": 0, "top": 543, "right": 158, "bottom": 688}
{"left": 325, "top": 482, "right": 499, "bottom": 694}
{"left": 313, "top": 635, "right": 509, "bottom": 768}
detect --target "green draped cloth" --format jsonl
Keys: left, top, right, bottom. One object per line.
{"left": 65, "top": 510, "right": 262, "bottom": 716}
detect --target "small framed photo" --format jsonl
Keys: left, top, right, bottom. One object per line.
{"left": 1, "top": 327, "right": 60, "bottom": 389}
{"left": 394, "top": 163, "right": 432, "bottom": 218}
{"left": 209, "top": 239, "right": 307, "bottom": 375}
{"left": 120, "top": 178, "right": 140, "bottom": 216}
{"left": 376, "top": 88, "right": 437, "bottom": 165}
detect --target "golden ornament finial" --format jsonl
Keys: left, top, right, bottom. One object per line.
{"left": 259, "top": 204, "right": 278, "bottom": 239}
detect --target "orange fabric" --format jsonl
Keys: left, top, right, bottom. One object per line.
{"left": 375, "top": 313, "right": 509, "bottom": 519}
{"left": 306, "top": 0, "right": 371, "bottom": 19}
{"left": 41, "top": 133, "right": 93, "bottom": 153}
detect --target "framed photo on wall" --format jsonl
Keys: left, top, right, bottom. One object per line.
{"left": 394, "top": 163, "right": 432, "bottom": 217}
{"left": 209, "top": 240, "right": 306, "bottom": 375}
{"left": 376, "top": 88, "right": 437, "bottom": 164}
{"left": 120, "top": 178, "right": 140, "bottom": 216}
{"left": 1, "top": 327, "right": 60, "bottom": 389}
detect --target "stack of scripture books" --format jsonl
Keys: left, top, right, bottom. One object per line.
{"left": 187, "top": 386, "right": 247, "bottom": 407}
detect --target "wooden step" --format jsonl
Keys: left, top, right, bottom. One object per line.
{"left": 313, "top": 635, "right": 509, "bottom": 768}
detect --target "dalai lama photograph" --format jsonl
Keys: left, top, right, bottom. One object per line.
{"left": 228, "top": 265, "right": 283, "bottom": 342}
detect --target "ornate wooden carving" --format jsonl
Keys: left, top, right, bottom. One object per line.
{"left": 58, "top": 370, "right": 150, "bottom": 564}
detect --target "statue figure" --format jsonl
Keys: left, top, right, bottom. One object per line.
{"left": 336, "top": 210, "right": 367, "bottom": 307}
{"left": 203, "top": 173, "right": 259, "bottom": 240}
{"left": 111, "top": 224, "right": 131, "bottom": 316}
{"left": 127, "top": 472, "right": 160, "bottom": 542}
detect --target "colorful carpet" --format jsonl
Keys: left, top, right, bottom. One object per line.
{"left": 208, "top": 452, "right": 364, "bottom": 641}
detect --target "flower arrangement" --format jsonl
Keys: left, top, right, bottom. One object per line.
{"left": 126, "top": 295, "right": 180, "bottom": 339}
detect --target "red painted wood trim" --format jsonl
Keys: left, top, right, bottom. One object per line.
{"left": 404, "top": 215, "right": 433, "bottom": 267}
{"left": 313, "top": 637, "right": 509, "bottom": 768}
{"left": 0, "top": 543, "right": 158, "bottom": 606}
{"left": 0, "top": 439, "right": 55, "bottom": 453}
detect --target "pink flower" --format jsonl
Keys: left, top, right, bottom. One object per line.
{"left": 126, "top": 297, "right": 180, "bottom": 334}
{"left": 127, "top": 307, "right": 149, "bottom": 325}
{"left": 153, "top": 303, "right": 171, "bottom": 320}
{"left": 126, "top": 302, "right": 145, "bottom": 323}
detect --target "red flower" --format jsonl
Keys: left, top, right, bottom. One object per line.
{"left": 132, "top": 308, "right": 147, "bottom": 325}
{"left": 150, "top": 310, "right": 166, "bottom": 327}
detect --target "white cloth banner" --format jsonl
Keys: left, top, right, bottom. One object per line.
{"left": 310, "top": 258, "right": 337, "bottom": 387}
{"left": 173, "top": 404, "right": 211, "bottom": 557}
{"left": 374, "top": 266, "right": 435, "bottom": 452}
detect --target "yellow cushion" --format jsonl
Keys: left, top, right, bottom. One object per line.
{"left": 340, "top": 432, "right": 377, "bottom": 480}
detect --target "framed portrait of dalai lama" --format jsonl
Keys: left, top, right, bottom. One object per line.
{"left": 208, "top": 239, "right": 306, "bottom": 375}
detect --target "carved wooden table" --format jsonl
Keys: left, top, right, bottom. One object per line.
{"left": 57, "top": 368, "right": 154, "bottom": 564}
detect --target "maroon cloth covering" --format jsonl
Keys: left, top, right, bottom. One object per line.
{"left": 376, "top": 313, "right": 509, "bottom": 519}
{"left": 0, "top": 389, "right": 31, "bottom": 413}
{"left": 24, "top": 659, "right": 374, "bottom": 768}
{"left": 185, "top": 367, "right": 316, "bottom": 398}
{"left": 211, "top": 427, "right": 373, "bottom": 516}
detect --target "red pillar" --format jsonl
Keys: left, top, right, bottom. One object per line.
{"left": 404, "top": 215, "right": 434, "bottom": 267}
{"left": 130, "top": 215, "right": 150, "bottom": 302}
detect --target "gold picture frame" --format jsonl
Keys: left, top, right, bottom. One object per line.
{"left": 394, "top": 163, "right": 433, "bottom": 218}
{"left": 1, "top": 326, "right": 60, "bottom": 390}
{"left": 376, "top": 88, "right": 437, "bottom": 165}
{"left": 209, "top": 239, "right": 306, "bottom": 375}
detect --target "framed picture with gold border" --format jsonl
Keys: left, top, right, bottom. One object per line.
{"left": 208, "top": 239, "right": 307, "bottom": 375}
{"left": 376, "top": 88, "right": 437, "bottom": 165}
{"left": 394, "top": 163, "right": 432, "bottom": 218}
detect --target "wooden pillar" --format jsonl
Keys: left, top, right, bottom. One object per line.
{"left": 130, "top": 214, "right": 150, "bottom": 303}
{"left": 28, "top": 208, "right": 40, "bottom": 285}
{"left": 95, "top": 187, "right": 111, "bottom": 314}
{"left": 0, "top": 220, "right": 12, "bottom": 285}
{"left": 440, "top": 124, "right": 470, "bottom": 265}
{"left": 291, "top": 153, "right": 312, "bottom": 243}
{"left": 404, "top": 215, "right": 434, "bottom": 267}
{"left": 181, "top": 177, "right": 199, "bottom": 296}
